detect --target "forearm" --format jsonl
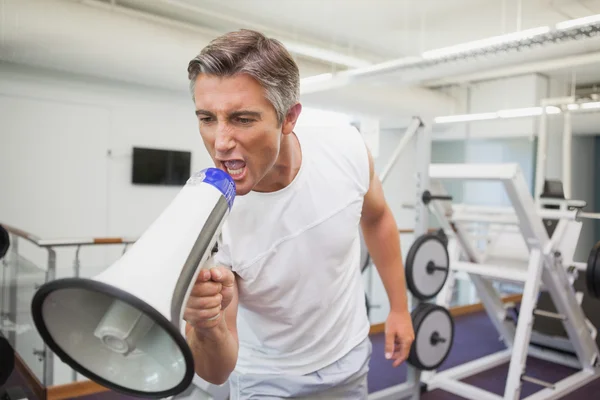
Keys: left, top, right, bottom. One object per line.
{"left": 187, "top": 317, "right": 238, "bottom": 385}
{"left": 361, "top": 207, "right": 409, "bottom": 314}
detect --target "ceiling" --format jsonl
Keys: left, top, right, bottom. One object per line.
{"left": 109, "top": 0, "right": 600, "bottom": 64}
{"left": 92, "top": 0, "right": 600, "bottom": 92}
{"left": 2, "top": 0, "right": 600, "bottom": 127}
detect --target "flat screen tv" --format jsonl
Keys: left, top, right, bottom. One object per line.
{"left": 131, "top": 147, "right": 191, "bottom": 186}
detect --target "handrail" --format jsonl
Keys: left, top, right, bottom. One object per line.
{"left": 1, "top": 223, "right": 137, "bottom": 247}
{"left": 1, "top": 223, "right": 42, "bottom": 246}
{"left": 0, "top": 222, "right": 138, "bottom": 388}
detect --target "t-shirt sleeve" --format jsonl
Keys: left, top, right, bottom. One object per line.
{"left": 345, "top": 125, "right": 371, "bottom": 195}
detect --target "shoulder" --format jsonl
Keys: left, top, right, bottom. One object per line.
{"left": 297, "top": 124, "right": 370, "bottom": 193}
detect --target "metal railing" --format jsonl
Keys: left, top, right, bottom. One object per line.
{"left": 0, "top": 222, "right": 136, "bottom": 388}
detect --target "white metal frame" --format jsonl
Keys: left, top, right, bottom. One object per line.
{"left": 422, "top": 163, "right": 600, "bottom": 400}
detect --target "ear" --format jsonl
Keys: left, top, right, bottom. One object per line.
{"left": 282, "top": 103, "right": 302, "bottom": 135}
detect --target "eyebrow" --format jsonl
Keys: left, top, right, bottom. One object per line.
{"left": 195, "top": 109, "right": 262, "bottom": 119}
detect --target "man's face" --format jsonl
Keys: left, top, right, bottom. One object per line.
{"left": 193, "top": 74, "right": 295, "bottom": 196}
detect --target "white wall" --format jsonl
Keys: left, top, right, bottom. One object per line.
{"left": 0, "top": 61, "right": 213, "bottom": 385}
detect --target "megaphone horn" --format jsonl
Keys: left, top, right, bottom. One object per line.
{"left": 31, "top": 167, "right": 236, "bottom": 399}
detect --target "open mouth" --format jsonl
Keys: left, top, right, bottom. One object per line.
{"left": 223, "top": 160, "right": 246, "bottom": 180}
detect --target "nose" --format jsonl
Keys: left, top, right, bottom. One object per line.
{"left": 214, "top": 123, "right": 235, "bottom": 155}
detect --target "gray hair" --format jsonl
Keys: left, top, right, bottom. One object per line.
{"left": 187, "top": 29, "right": 300, "bottom": 126}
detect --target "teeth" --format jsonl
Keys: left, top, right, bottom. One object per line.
{"left": 227, "top": 167, "right": 243, "bottom": 176}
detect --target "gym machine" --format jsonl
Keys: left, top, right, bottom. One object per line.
{"left": 363, "top": 110, "right": 600, "bottom": 399}
{"left": 366, "top": 117, "right": 456, "bottom": 400}
{"left": 419, "top": 163, "right": 600, "bottom": 400}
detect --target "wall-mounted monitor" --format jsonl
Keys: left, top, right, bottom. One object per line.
{"left": 131, "top": 147, "right": 191, "bottom": 186}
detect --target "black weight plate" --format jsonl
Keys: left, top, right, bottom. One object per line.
{"left": 405, "top": 233, "right": 450, "bottom": 300}
{"left": 0, "top": 335, "right": 15, "bottom": 386}
{"left": 408, "top": 303, "right": 454, "bottom": 371}
{"left": 587, "top": 241, "right": 600, "bottom": 299}
{"left": 0, "top": 224, "right": 9, "bottom": 260}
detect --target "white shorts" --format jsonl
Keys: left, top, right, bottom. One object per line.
{"left": 229, "top": 337, "right": 372, "bottom": 399}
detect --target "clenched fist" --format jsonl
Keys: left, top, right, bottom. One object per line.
{"left": 184, "top": 266, "right": 235, "bottom": 331}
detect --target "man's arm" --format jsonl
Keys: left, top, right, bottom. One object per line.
{"left": 185, "top": 268, "right": 239, "bottom": 385}
{"left": 360, "top": 147, "right": 414, "bottom": 366}
{"left": 360, "top": 148, "right": 409, "bottom": 315}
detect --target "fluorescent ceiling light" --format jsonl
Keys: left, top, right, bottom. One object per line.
{"left": 300, "top": 73, "right": 333, "bottom": 85}
{"left": 422, "top": 26, "right": 551, "bottom": 59}
{"left": 498, "top": 107, "right": 543, "bottom": 118}
{"left": 581, "top": 101, "right": 600, "bottom": 109}
{"left": 434, "top": 112, "right": 498, "bottom": 124}
{"left": 285, "top": 42, "right": 372, "bottom": 68}
{"left": 298, "top": 12, "right": 599, "bottom": 90}
{"left": 433, "top": 101, "right": 599, "bottom": 125}
{"left": 545, "top": 106, "right": 561, "bottom": 114}
{"left": 345, "top": 56, "right": 422, "bottom": 77}
{"left": 555, "top": 14, "right": 600, "bottom": 30}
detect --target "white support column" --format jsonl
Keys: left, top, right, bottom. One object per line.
{"left": 503, "top": 248, "right": 544, "bottom": 400}
{"left": 534, "top": 108, "right": 548, "bottom": 205}
{"left": 414, "top": 119, "right": 430, "bottom": 237}
{"left": 562, "top": 110, "right": 572, "bottom": 199}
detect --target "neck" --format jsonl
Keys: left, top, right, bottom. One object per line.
{"left": 254, "top": 132, "right": 301, "bottom": 193}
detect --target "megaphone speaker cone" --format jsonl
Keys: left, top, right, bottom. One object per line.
{"left": 31, "top": 278, "right": 195, "bottom": 398}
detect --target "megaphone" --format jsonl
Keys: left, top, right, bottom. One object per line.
{"left": 31, "top": 168, "right": 236, "bottom": 398}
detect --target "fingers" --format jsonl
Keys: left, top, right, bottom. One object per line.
{"left": 196, "top": 268, "right": 212, "bottom": 282}
{"left": 210, "top": 266, "right": 235, "bottom": 287}
{"left": 184, "top": 267, "right": 234, "bottom": 330}
{"left": 385, "top": 331, "right": 414, "bottom": 367}
{"left": 183, "top": 305, "right": 222, "bottom": 328}
{"left": 392, "top": 341, "right": 411, "bottom": 368}
{"left": 384, "top": 331, "right": 396, "bottom": 360}
{"left": 190, "top": 280, "right": 222, "bottom": 296}
{"left": 186, "top": 293, "right": 223, "bottom": 310}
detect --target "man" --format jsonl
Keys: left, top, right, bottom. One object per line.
{"left": 183, "top": 29, "right": 414, "bottom": 399}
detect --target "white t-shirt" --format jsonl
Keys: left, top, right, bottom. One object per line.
{"left": 213, "top": 124, "right": 371, "bottom": 376}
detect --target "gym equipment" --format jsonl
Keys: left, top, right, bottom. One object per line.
{"left": 407, "top": 303, "right": 454, "bottom": 371}
{"left": 368, "top": 117, "right": 457, "bottom": 400}
{"left": 405, "top": 232, "right": 450, "bottom": 301}
{"left": 529, "top": 180, "right": 600, "bottom": 354}
{"left": 420, "top": 163, "right": 600, "bottom": 400}
{"left": 587, "top": 241, "right": 600, "bottom": 299}
{"left": 30, "top": 167, "right": 236, "bottom": 399}
{"left": 0, "top": 224, "right": 9, "bottom": 260}
{"left": 0, "top": 334, "right": 15, "bottom": 387}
